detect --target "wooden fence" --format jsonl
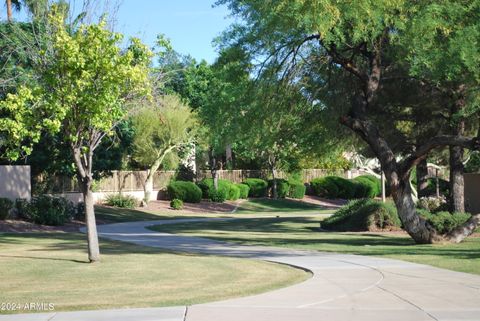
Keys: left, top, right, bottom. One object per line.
{"left": 44, "top": 169, "right": 368, "bottom": 193}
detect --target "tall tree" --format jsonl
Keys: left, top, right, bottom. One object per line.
{"left": 218, "top": 0, "right": 480, "bottom": 243}
{"left": 131, "top": 94, "right": 197, "bottom": 204}
{"left": 0, "top": 10, "right": 151, "bottom": 261}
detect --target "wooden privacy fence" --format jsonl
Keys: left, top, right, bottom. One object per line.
{"left": 47, "top": 169, "right": 368, "bottom": 193}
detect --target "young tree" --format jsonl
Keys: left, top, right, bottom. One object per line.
{"left": 0, "top": 10, "right": 151, "bottom": 261}
{"left": 131, "top": 94, "right": 197, "bottom": 204}
{"left": 218, "top": 0, "right": 480, "bottom": 243}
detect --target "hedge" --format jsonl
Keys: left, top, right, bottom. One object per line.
{"left": 268, "top": 179, "right": 290, "bottom": 198}
{"left": 243, "top": 178, "right": 268, "bottom": 197}
{"left": 105, "top": 194, "right": 138, "bottom": 208}
{"left": 24, "top": 195, "right": 76, "bottom": 226}
{"left": 0, "top": 198, "right": 13, "bottom": 220}
{"left": 167, "top": 181, "right": 202, "bottom": 203}
{"left": 288, "top": 181, "right": 306, "bottom": 199}
{"left": 236, "top": 183, "right": 250, "bottom": 199}
{"left": 197, "top": 178, "right": 239, "bottom": 202}
{"left": 321, "top": 199, "right": 401, "bottom": 231}
{"left": 353, "top": 176, "right": 378, "bottom": 198}
{"left": 311, "top": 176, "right": 356, "bottom": 199}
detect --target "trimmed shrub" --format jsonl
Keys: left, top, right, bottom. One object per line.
{"left": 197, "top": 178, "right": 239, "bottom": 202}
{"left": 418, "top": 209, "right": 471, "bottom": 234}
{"left": 170, "top": 198, "right": 184, "bottom": 210}
{"left": 0, "top": 198, "right": 13, "bottom": 220}
{"left": 209, "top": 189, "right": 227, "bottom": 202}
{"left": 417, "top": 196, "right": 447, "bottom": 212}
{"left": 288, "top": 181, "right": 306, "bottom": 199}
{"left": 311, "top": 177, "right": 339, "bottom": 198}
{"left": 228, "top": 184, "right": 241, "bottom": 201}
{"left": 353, "top": 176, "right": 378, "bottom": 198}
{"left": 268, "top": 179, "right": 290, "bottom": 198}
{"left": 311, "top": 176, "right": 356, "bottom": 199}
{"left": 105, "top": 194, "right": 138, "bottom": 208}
{"left": 26, "top": 195, "right": 75, "bottom": 226}
{"left": 243, "top": 178, "right": 268, "bottom": 197}
{"left": 321, "top": 199, "right": 401, "bottom": 231}
{"left": 236, "top": 183, "right": 250, "bottom": 199}
{"left": 167, "top": 181, "right": 202, "bottom": 203}
{"left": 15, "top": 198, "right": 29, "bottom": 219}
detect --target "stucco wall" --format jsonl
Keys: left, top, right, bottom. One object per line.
{"left": 0, "top": 165, "right": 31, "bottom": 200}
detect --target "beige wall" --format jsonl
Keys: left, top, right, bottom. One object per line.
{"left": 464, "top": 173, "right": 480, "bottom": 214}
{"left": 0, "top": 165, "right": 31, "bottom": 200}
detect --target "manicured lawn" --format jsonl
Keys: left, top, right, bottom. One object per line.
{"left": 149, "top": 216, "right": 480, "bottom": 275}
{"left": 235, "top": 198, "right": 330, "bottom": 214}
{"left": 0, "top": 233, "right": 309, "bottom": 313}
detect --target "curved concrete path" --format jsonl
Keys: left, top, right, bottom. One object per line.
{"left": 4, "top": 218, "right": 480, "bottom": 321}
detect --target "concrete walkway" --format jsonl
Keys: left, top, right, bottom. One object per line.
{"left": 4, "top": 218, "right": 480, "bottom": 321}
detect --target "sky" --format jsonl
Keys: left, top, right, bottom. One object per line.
{"left": 3, "top": 0, "right": 236, "bottom": 63}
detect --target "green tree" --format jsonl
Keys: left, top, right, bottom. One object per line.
{"left": 0, "top": 10, "right": 151, "bottom": 262}
{"left": 131, "top": 94, "right": 197, "bottom": 204}
{"left": 218, "top": 0, "right": 480, "bottom": 243}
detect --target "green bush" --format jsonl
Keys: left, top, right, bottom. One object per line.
{"left": 288, "top": 181, "right": 306, "bottom": 199}
{"left": 209, "top": 189, "right": 227, "bottom": 202}
{"left": 243, "top": 178, "right": 268, "bottom": 197}
{"left": 423, "top": 178, "right": 450, "bottom": 197}
{"left": 311, "top": 177, "right": 339, "bottom": 198}
{"left": 170, "top": 198, "right": 184, "bottom": 210}
{"left": 353, "top": 176, "right": 378, "bottom": 198}
{"left": 0, "top": 198, "right": 13, "bottom": 220}
{"left": 167, "top": 181, "right": 202, "bottom": 203}
{"left": 418, "top": 209, "right": 471, "bottom": 234}
{"left": 105, "top": 194, "right": 138, "bottom": 209}
{"left": 321, "top": 199, "right": 401, "bottom": 231}
{"left": 228, "top": 184, "right": 241, "bottom": 201}
{"left": 197, "top": 178, "right": 239, "bottom": 202}
{"left": 236, "top": 183, "right": 250, "bottom": 199}
{"left": 26, "top": 195, "right": 76, "bottom": 226}
{"left": 329, "top": 176, "right": 357, "bottom": 199}
{"left": 15, "top": 198, "right": 29, "bottom": 219}
{"left": 268, "top": 179, "right": 290, "bottom": 198}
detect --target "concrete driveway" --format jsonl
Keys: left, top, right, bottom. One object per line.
{"left": 3, "top": 218, "right": 480, "bottom": 321}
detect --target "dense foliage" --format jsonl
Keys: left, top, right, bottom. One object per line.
{"left": 322, "top": 199, "right": 401, "bottom": 232}
{"left": 167, "top": 181, "right": 202, "bottom": 203}
{"left": 105, "top": 194, "right": 138, "bottom": 209}
{"left": 243, "top": 178, "right": 268, "bottom": 197}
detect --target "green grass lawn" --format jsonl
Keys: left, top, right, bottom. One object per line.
{"left": 149, "top": 216, "right": 480, "bottom": 275}
{"left": 0, "top": 233, "right": 309, "bottom": 314}
{"left": 95, "top": 198, "right": 331, "bottom": 223}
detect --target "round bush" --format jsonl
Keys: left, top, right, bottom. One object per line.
{"left": 209, "top": 189, "right": 227, "bottom": 203}
{"left": 355, "top": 175, "right": 381, "bottom": 196}
{"left": 167, "top": 181, "right": 202, "bottom": 203}
{"left": 170, "top": 198, "right": 184, "bottom": 210}
{"left": 236, "top": 183, "right": 250, "bottom": 199}
{"left": 321, "top": 199, "right": 401, "bottom": 231}
{"left": 353, "top": 177, "right": 378, "bottom": 198}
{"left": 310, "top": 177, "right": 339, "bottom": 198}
{"left": 243, "top": 178, "right": 268, "bottom": 197}
{"left": 268, "top": 179, "right": 290, "bottom": 198}
{"left": 0, "top": 198, "right": 13, "bottom": 220}
{"left": 197, "top": 178, "right": 238, "bottom": 202}
{"left": 288, "top": 181, "right": 306, "bottom": 199}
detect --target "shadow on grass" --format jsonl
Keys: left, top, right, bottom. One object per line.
{"left": 236, "top": 198, "right": 326, "bottom": 213}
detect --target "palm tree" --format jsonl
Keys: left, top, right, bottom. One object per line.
{"left": 5, "top": 0, "right": 21, "bottom": 22}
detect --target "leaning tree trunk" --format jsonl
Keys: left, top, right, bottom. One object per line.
{"left": 416, "top": 158, "right": 429, "bottom": 198}
{"left": 389, "top": 172, "right": 439, "bottom": 244}
{"left": 143, "top": 146, "right": 176, "bottom": 206}
{"left": 270, "top": 166, "right": 277, "bottom": 199}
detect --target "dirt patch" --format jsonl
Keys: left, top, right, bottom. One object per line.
{"left": 301, "top": 195, "right": 347, "bottom": 209}
{"left": 0, "top": 219, "right": 84, "bottom": 233}
{"left": 140, "top": 199, "right": 245, "bottom": 214}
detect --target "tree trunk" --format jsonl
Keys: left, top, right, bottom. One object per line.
{"left": 390, "top": 174, "right": 439, "bottom": 244}
{"left": 449, "top": 145, "right": 465, "bottom": 212}
{"left": 416, "top": 158, "right": 429, "bottom": 198}
{"left": 209, "top": 149, "right": 219, "bottom": 190}
{"left": 72, "top": 145, "right": 100, "bottom": 263}
{"left": 225, "top": 144, "right": 233, "bottom": 169}
{"left": 6, "top": 0, "right": 12, "bottom": 22}
{"left": 83, "top": 186, "right": 100, "bottom": 262}
{"left": 271, "top": 166, "right": 277, "bottom": 199}
{"left": 143, "top": 146, "right": 176, "bottom": 206}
